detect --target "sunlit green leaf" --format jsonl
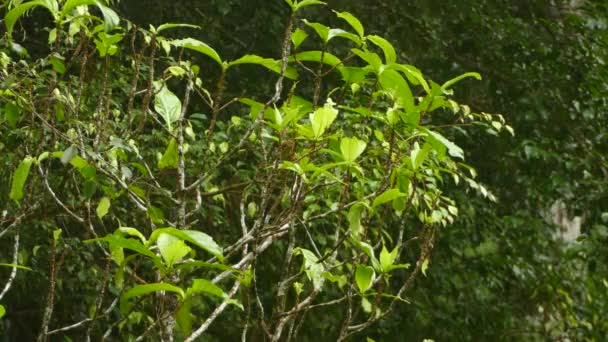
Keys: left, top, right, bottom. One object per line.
{"left": 157, "top": 233, "right": 191, "bottom": 268}
{"left": 367, "top": 35, "right": 396, "bottom": 64}
{"left": 340, "top": 137, "right": 366, "bottom": 163}
{"left": 149, "top": 228, "right": 223, "bottom": 260}
{"left": 334, "top": 10, "right": 364, "bottom": 37}
{"left": 158, "top": 138, "right": 178, "bottom": 169}
{"left": 123, "top": 283, "right": 185, "bottom": 301}
{"left": 10, "top": 156, "right": 34, "bottom": 204}
{"left": 172, "top": 38, "right": 222, "bottom": 66}
{"left": 373, "top": 189, "right": 407, "bottom": 208}
{"left": 154, "top": 83, "right": 182, "bottom": 131}
{"left": 355, "top": 265, "right": 375, "bottom": 293}
{"left": 96, "top": 196, "right": 110, "bottom": 219}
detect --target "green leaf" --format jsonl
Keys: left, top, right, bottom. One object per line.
{"left": 60, "top": 0, "right": 95, "bottom": 17}
{"left": 123, "top": 283, "right": 185, "bottom": 301}
{"left": 310, "top": 101, "right": 338, "bottom": 138}
{"left": 94, "top": 0, "right": 120, "bottom": 32}
{"left": 379, "top": 245, "right": 398, "bottom": 273}
{"left": 386, "top": 63, "right": 430, "bottom": 94}
{"left": 4, "top": 102, "right": 21, "bottom": 128}
{"left": 10, "top": 156, "right": 34, "bottom": 204}
{"left": 176, "top": 296, "right": 193, "bottom": 335}
{"left": 334, "top": 11, "right": 364, "bottom": 37}
{"left": 186, "top": 279, "right": 226, "bottom": 298}
{"left": 158, "top": 138, "right": 179, "bottom": 169}
{"left": 355, "top": 265, "right": 375, "bottom": 293}
{"left": 96, "top": 196, "right": 111, "bottom": 219}
{"left": 157, "top": 233, "right": 192, "bottom": 268}
{"left": 441, "top": 72, "right": 482, "bottom": 91}
{"left": 155, "top": 23, "right": 200, "bottom": 34}
{"left": 291, "top": 28, "right": 308, "bottom": 49}
{"left": 49, "top": 55, "right": 65, "bottom": 74}
{"left": 426, "top": 129, "right": 464, "bottom": 160}
{"left": 115, "top": 227, "right": 147, "bottom": 244}
{"left": 53, "top": 229, "right": 62, "bottom": 242}
{"left": 88, "top": 234, "right": 157, "bottom": 260}
{"left": 0, "top": 263, "right": 32, "bottom": 271}
{"left": 421, "top": 258, "right": 430, "bottom": 276}
{"left": 290, "top": 50, "right": 342, "bottom": 67}
{"left": 228, "top": 55, "right": 298, "bottom": 79}
{"left": 5, "top": 0, "right": 59, "bottom": 38}
{"left": 149, "top": 228, "right": 223, "bottom": 260}
{"left": 351, "top": 49, "right": 382, "bottom": 72}
{"left": 379, "top": 69, "right": 415, "bottom": 114}
{"left": 294, "top": 0, "right": 326, "bottom": 11}
{"left": 348, "top": 202, "right": 367, "bottom": 239}
{"left": 154, "top": 83, "right": 182, "bottom": 131}
{"left": 340, "top": 137, "right": 366, "bottom": 163}
{"left": 303, "top": 20, "right": 329, "bottom": 43}
{"left": 172, "top": 38, "right": 222, "bottom": 66}
{"left": 373, "top": 189, "right": 407, "bottom": 208}
{"left": 0, "top": 305, "right": 5, "bottom": 319}
{"left": 295, "top": 248, "right": 324, "bottom": 290}
{"left": 367, "top": 35, "right": 397, "bottom": 64}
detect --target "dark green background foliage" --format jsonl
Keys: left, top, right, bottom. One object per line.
{"left": 1, "top": 0, "right": 607, "bottom": 341}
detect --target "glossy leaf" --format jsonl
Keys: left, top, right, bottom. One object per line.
{"left": 355, "top": 265, "right": 375, "bottom": 293}
{"left": 186, "top": 278, "right": 226, "bottom": 298}
{"left": 5, "top": 0, "right": 59, "bottom": 38}
{"left": 0, "top": 305, "right": 4, "bottom": 319}
{"left": 367, "top": 35, "right": 397, "bottom": 64}
{"left": 228, "top": 54, "right": 298, "bottom": 79}
{"left": 172, "top": 38, "right": 222, "bottom": 66}
{"left": 334, "top": 10, "right": 364, "bottom": 37}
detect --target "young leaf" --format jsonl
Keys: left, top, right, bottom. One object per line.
{"left": 373, "top": 189, "right": 407, "bottom": 208}
{"left": 291, "top": 28, "right": 308, "bottom": 49}
{"left": 123, "top": 283, "right": 185, "bottom": 301}
{"left": 309, "top": 101, "right": 338, "bottom": 138}
{"left": 154, "top": 84, "right": 182, "bottom": 131}
{"left": 421, "top": 258, "right": 430, "bottom": 276}
{"left": 10, "top": 156, "right": 34, "bottom": 204}
{"left": 334, "top": 11, "right": 364, "bottom": 37}
{"left": 303, "top": 20, "right": 330, "bottom": 43}
{"left": 348, "top": 202, "right": 366, "bottom": 239}
{"left": 340, "top": 137, "right": 367, "bottom": 163}
{"left": 0, "top": 305, "right": 5, "bottom": 319}
{"left": 0, "top": 263, "right": 32, "bottom": 271}
{"left": 155, "top": 23, "right": 200, "bottom": 34}
{"left": 148, "top": 228, "right": 223, "bottom": 260}
{"left": 157, "top": 233, "right": 192, "bottom": 268}
{"left": 379, "top": 245, "right": 398, "bottom": 273}
{"left": 96, "top": 197, "right": 111, "bottom": 219}
{"left": 186, "top": 278, "right": 227, "bottom": 298}
{"left": 172, "top": 38, "right": 223, "bottom": 66}
{"left": 367, "top": 35, "right": 397, "bottom": 64}
{"left": 294, "top": 0, "right": 326, "bottom": 12}
{"left": 441, "top": 72, "right": 482, "bottom": 91}
{"left": 355, "top": 265, "right": 375, "bottom": 293}
{"left": 115, "top": 227, "right": 147, "bottom": 244}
